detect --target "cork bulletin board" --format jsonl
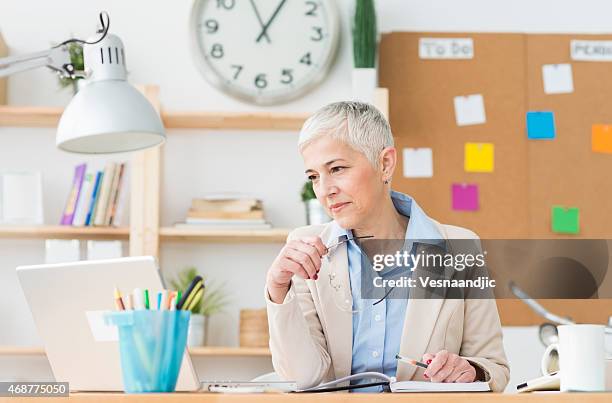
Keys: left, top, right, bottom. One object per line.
{"left": 526, "top": 35, "right": 612, "bottom": 238}
{"left": 379, "top": 32, "right": 612, "bottom": 325}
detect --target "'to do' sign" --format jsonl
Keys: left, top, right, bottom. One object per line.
{"left": 419, "top": 38, "right": 474, "bottom": 60}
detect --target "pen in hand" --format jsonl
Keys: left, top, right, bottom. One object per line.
{"left": 396, "top": 354, "right": 429, "bottom": 369}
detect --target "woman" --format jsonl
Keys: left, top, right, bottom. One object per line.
{"left": 265, "top": 102, "right": 509, "bottom": 392}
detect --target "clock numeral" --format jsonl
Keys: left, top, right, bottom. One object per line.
{"left": 204, "top": 19, "right": 219, "bottom": 34}
{"left": 217, "top": 0, "right": 235, "bottom": 9}
{"left": 305, "top": 1, "right": 318, "bottom": 16}
{"left": 300, "top": 52, "right": 312, "bottom": 66}
{"left": 254, "top": 73, "right": 268, "bottom": 89}
{"left": 311, "top": 27, "right": 323, "bottom": 41}
{"left": 231, "top": 64, "right": 243, "bottom": 80}
{"left": 210, "top": 43, "right": 224, "bottom": 59}
{"left": 281, "top": 69, "right": 294, "bottom": 84}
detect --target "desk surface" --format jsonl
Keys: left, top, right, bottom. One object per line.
{"left": 2, "top": 392, "right": 611, "bottom": 403}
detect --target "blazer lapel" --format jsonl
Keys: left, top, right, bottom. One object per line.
{"left": 396, "top": 296, "right": 444, "bottom": 380}
{"left": 396, "top": 222, "right": 450, "bottom": 381}
{"left": 317, "top": 228, "right": 353, "bottom": 379}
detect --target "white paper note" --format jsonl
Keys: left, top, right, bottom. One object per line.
{"left": 454, "top": 94, "right": 486, "bottom": 126}
{"left": 419, "top": 38, "right": 474, "bottom": 59}
{"left": 542, "top": 64, "right": 574, "bottom": 94}
{"left": 403, "top": 148, "right": 433, "bottom": 178}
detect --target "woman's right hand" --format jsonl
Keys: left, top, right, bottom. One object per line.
{"left": 266, "top": 236, "right": 328, "bottom": 304}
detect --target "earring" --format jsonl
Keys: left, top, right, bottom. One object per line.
{"left": 384, "top": 179, "right": 390, "bottom": 184}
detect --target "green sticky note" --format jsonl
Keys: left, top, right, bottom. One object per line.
{"left": 551, "top": 206, "right": 580, "bottom": 234}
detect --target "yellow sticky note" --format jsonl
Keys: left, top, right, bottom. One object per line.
{"left": 592, "top": 125, "right": 612, "bottom": 154}
{"left": 465, "top": 143, "right": 494, "bottom": 172}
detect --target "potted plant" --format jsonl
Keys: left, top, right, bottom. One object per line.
{"left": 168, "top": 267, "right": 229, "bottom": 347}
{"left": 57, "top": 42, "right": 86, "bottom": 94}
{"left": 352, "top": 0, "right": 378, "bottom": 103}
{"left": 301, "top": 181, "right": 331, "bottom": 225}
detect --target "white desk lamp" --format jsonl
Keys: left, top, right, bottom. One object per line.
{"left": 0, "top": 12, "right": 165, "bottom": 154}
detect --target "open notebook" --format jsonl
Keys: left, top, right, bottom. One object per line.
{"left": 390, "top": 380, "right": 490, "bottom": 392}
{"left": 300, "top": 372, "right": 490, "bottom": 393}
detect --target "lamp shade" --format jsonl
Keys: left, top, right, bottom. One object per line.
{"left": 56, "top": 33, "right": 165, "bottom": 154}
{"left": 57, "top": 80, "right": 165, "bottom": 153}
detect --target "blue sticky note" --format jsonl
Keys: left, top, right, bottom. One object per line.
{"left": 527, "top": 111, "right": 556, "bottom": 139}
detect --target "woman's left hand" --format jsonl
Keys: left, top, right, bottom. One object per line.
{"left": 422, "top": 350, "right": 477, "bottom": 383}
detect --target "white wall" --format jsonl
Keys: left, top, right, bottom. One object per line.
{"left": 2, "top": 0, "right": 611, "bottom": 392}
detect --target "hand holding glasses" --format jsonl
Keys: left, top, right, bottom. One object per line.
{"left": 265, "top": 234, "right": 373, "bottom": 305}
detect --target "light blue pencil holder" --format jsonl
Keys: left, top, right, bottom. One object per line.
{"left": 105, "top": 310, "right": 190, "bottom": 393}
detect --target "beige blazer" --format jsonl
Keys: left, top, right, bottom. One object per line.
{"left": 265, "top": 220, "right": 510, "bottom": 392}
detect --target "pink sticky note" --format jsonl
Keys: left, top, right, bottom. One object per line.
{"left": 452, "top": 183, "right": 479, "bottom": 211}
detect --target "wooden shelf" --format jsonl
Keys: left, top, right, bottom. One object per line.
{"left": 159, "top": 227, "right": 289, "bottom": 243}
{"left": 0, "top": 346, "right": 45, "bottom": 356}
{"left": 163, "top": 110, "right": 308, "bottom": 131}
{"left": 0, "top": 346, "right": 270, "bottom": 357}
{"left": 0, "top": 106, "right": 307, "bottom": 131}
{"left": 0, "top": 225, "right": 130, "bottom": 240}
{"left": 189, "top": 347, "right": 271, "bottom": 357}
{"left": 0, "top": 106, "right": 63, "bottom": 127}
{"left": 0, "top": 215, "right": 292, "bottom": 246}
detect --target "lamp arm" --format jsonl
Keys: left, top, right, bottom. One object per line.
{"left": 0, "top": 46, "right": 72, "bottom": 78}
{"left": 509, "top": 281, "right": 575, "bottom": 325}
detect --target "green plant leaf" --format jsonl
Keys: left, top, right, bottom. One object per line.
{"left": 58, "top": 42, "right": 84, "bottom": 88}
{"left": 353, "top": 0, "right": 377, "bottom": 68}
{"left": 166, "top": 266, "right": 230, "bottom": 315}
{"left": 301, "top": 181, "right": 316, "bottom": 201}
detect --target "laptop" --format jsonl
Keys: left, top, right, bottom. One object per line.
{"left": 16, "top": 256, "right": 201, "bottom": 392}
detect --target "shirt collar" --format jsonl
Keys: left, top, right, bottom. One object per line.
{"left": 327, "top": 191, "right": 446, "bottom": 250}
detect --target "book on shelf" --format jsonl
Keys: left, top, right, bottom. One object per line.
{"left": 105, "top": 162, "right": 126, "bottom": 226}
{"left": 93, "top": 162, "right": 117, "bottom": 226}
{"left": 194, "top": 192, "right": 258, "bottom": 201}
{"left": 111, "top": 164, "right": 129, "bottom": 227}
{"left": 180, "top": 194, "right": 270, "bottom": 230}
{"left": 84, "top": 171, "right": 103, "bottom": 226}
{"left": 60, "top": 163, "right": 86, "bottom": 225}
{"left": 187, "top": 209, "right": 264, "bottom": 220}
{"left": 72, "top": 170, "right": 96, "bottom": 227}
{"left": 191, "top": 198, "right": 263, "bottom": 213}
{"left": 185, "top": 218, "right": 267, "bottom": 225}
{"left": 174, "top": 222, "right": 272, "bottom": 230}
{"left": 103, "top": 163, "right": 122, "bottom": 226}
{"left": 61, "top": 162, "right": 129, "bottom": 228}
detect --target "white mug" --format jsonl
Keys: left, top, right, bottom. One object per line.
{"left": 541, "top": 324, "right": 605, "bottom": 392}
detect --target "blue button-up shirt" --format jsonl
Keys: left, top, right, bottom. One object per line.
{"left": 329, "top": 191, "right": 443, "bottom": 392}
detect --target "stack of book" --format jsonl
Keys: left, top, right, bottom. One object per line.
{"left": 175, "top": 194, "right": 271, "bottom": 230}
{"left": 60, "top": 162, "right": 129, "bottom": 227}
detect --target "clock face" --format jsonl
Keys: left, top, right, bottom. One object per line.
{"left": 190, "top": 0, "right": 341, "bottom": 105}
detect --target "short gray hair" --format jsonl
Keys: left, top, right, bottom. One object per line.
{"left": 298, "top": 101, "right": 394, "bottom": 166}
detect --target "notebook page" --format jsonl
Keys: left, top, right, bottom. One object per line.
{"left": 391, "top": 381, "right": 490, "bottom": 392}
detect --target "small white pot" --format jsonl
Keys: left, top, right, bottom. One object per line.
{"left": 305, "top": 199, "right": 331, "bottom": 225}
{"left": 352, "top": 68, "right": 377, "bottom": 104}
{"left": 187, "top": 313, "right": 206, "bottom": 347}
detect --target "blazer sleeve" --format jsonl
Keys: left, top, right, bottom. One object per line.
{"left": 460, "top": 297, "right": 510, "bottom": 392}
{"left": 265, "top": 230, "right": 333, "bottom": 389}
{"left": 441, "top": 226, "right": 510, "bottom": 392}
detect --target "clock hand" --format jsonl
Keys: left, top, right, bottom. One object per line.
{"left": 256, "top": 0, "right": 288, "bottom": 43}
{"left": 249, "top": 0, "right": 271, "bottom": 43}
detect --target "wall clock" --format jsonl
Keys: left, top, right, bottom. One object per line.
{"left": 190, "top": 0, "right": 341, "bottom": 105}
